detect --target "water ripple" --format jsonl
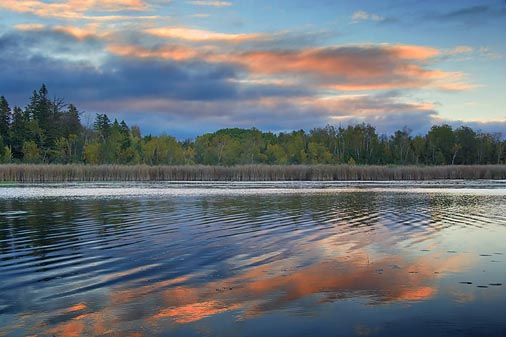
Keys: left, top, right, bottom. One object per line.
{"left": 1, "top": 184, "right": 506, "bottom": 336}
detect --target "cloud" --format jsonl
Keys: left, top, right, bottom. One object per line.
{"left": 107, "top": 39, "right": 473, "bottom": 93}
{"left": 15, "top": 23, "right": 102, "bottom": 40}
{"left": 0, "top": 24, "right": 491, "bottom": 138}
{"left": 426, "top": 5, "right": 506, "bottom": 25}
{"left": 188, "top": 1, "right": 232, "bottom": 7}
{"left": 13, "top": 23, "right": 45, "bottom": 31}
{"left": 0, "top": 0, "right": 152, "bottom": 20}
{"left": 444, "top": 119, "right": 506, "bottom": 137}
{"left": 478, "top": 47, "right": 503, "bottom": 60}
{"left": 446, "top": 45, "right": 473, "bottom": 56}
{"left": 0, "top": 28, "right": 241, "bottom": 106}
{"left": 223, "top": 45, "right": 472, "bottom": 92}
{"left": 53, "top": 25, "right": 100, "bottom": 40}
{"left": 145, "top": 26, "right": 264, "bottom": 42}
{"left": 436, "top": 5, "right": 489, "bottom": 19}
{"left": 442, "top": 45, "right": 502, "bottom": 62}
{"left": 108, "top": 43, "right": 200, "bottom": 61}
{"left": 351, "top": 10, "right": 385, "bottom": 24}
{"left": 89, "top": 92, "right": 440, "bottom": 137}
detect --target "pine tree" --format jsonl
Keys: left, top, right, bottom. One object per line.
{"left": 9, "top": 106, "right": 29, "bottom": 159}
{"left": 93, "top": 113, "right": 111, "bottom": 142}
{"left": 0, "top": 96, "right": 11, "bottom": 146}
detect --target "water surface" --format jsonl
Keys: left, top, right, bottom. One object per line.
{"left": 1, "top": 181, "right": 506, "bottom": 336}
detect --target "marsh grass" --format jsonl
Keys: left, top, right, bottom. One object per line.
{"left": 0, "top": 164, "right": 505, "bottom": 182}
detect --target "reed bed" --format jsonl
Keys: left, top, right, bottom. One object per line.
{"left": 0, "top": 164, "right": 505, "bottom": 182}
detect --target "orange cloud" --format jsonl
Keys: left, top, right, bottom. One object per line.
{"left": 432, "top": 72, "right": 480, "bottom": 91}
{"left": 106, "top": 41, "right": 460, "bottom": 92}
{"left": 14, "top": 23, "right": 106, "bottom": 40}
{"left": 14, "top": 23, "right": 45, "bottom": 31}
{"left": 145, "top": 26, "right": 265, "bottom": 42}
{"left": 1, "top": 0, "right": 149, "bottom": 19}
{"left": 51, "top": 14, "right": 469, "bottom": 94}
{"left": 89, "top": 0, "right": 147, "bottom": 12}
{"left": 15, "top": 18, "right": 471, "bottom": 94}
{"left": 54, "top": 25, "right": 98, "bottom": 39}
{"left": 437, "top": 82, "right": 480, "bottom": 91}
{"left": 227, "top": 45, "right": 473, "bottom": 92}
{"left": 302, "top": 95, "right": 436, "bottom": 116}
{"left": 108, "top": 44, "right": 200, "bottom": 60}
{"left": 188, "top": 1, "right": 232, "bottom": 7}
{"left": 391, "top": 45, "right": 440, "bottom": 60}
{"left": 231, "top": 46, "right": 439, "bottom": 80}
{"left": 191, "top": 13, "right": 211, "bottom": 18}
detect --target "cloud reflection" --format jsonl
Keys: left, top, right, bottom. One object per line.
{"left": 43, "top": 248, "right": 474, "bottom": 336}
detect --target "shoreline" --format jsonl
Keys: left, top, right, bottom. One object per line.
{"left": 1, "top": 164, "right": 506, "bottom": 182}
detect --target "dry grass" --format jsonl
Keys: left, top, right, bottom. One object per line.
{"left": 0, "top": 164, "right": 505, "bottom": 182}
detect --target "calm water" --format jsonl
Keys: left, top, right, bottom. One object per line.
{"left": 1, "top": 181, "right": 506, "bottom": 337}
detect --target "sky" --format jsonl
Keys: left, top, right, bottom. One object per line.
{"left": 0, "top": 0, "right": 505, "bottom": 139}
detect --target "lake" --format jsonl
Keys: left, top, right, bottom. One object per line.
{"left": 1, "top": 181, "right": 506, "bottom": 337}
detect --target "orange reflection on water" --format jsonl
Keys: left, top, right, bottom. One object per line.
{"left": 48, "top": 320, "right": 85, "bottom": 337}
{"left": 64, "top": 303, "right": 87, "bottom": 313}
{"left": 398, "top": 287, "right": 435, "bottom": 301}
{"left": 153, "top": 301, "right": 242, "bottom": 323}
{"left": 111, "top": 275, "right": 194, "bottom": 306}
{"left": 38, "top": 249, "right": 475, "bottom": 336}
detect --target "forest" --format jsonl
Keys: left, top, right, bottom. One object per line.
{"left": 1, "top": 85, "right": 505, "bottom": 166}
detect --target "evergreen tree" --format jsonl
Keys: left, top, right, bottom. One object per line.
{"left": 0, "top": 96, "right": 11, "bottom": 146}
{"left": 93, "top": 113, "right": 111, "bottom": 142}
{"left": 9, "top": 106, "right": 29, "bottom": 160}
{"left": 62, "top": 104, "right": 82, "bottom": 138}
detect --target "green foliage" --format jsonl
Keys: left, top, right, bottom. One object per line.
{"left": 1, "top": 85, "right": 505, "bottom": 167}
{"left": 143, "top": 135, "right": 185, "bottom": 165}
{"left": 22, "top": 141, "right": 40, "bottom": 163}
{"left": 426, "top": 124, "right": 454, "bottom": 165}
{"left": 266, "top": 144, "right": 288, "bottom": 164}
{"left": 93, "top": 113, "right": 111, "bottom": 142}
{"left": 83, "top": 142, "right": 101, "bottom": 164}
{"left": 0, "top": 96, "right": 10, "bottom": 146}
{"left": 2, "top": 146, "right": 12, "bottom": 163}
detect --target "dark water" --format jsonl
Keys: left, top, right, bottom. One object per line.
{"left": 1, "top": 182, "right": 506, "bottom": 337}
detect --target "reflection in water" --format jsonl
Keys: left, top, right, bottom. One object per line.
{"left": 1, "top": 187, "right": 506, "bottom": 337}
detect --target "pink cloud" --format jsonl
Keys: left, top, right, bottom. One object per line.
{"left": 54, "top": 25, "right": 98, "bottom": 39}
{"left": 145, "top": 26, "right": 265, "bottom": 42}
{"left": 108, "top": 44, "right": 200, "bottom": 61}
{"left": 1, "top": 0, "right": 150, "bottom": 19}
{"left": 14, "top": 23, "right": 107, "bottom": 40}
{"left": 105, "top": 41, "right": 474, "bottom": 92}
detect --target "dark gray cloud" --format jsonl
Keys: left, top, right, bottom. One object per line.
{"left": 439, "top": 5, "right": 489, "bottom": 18}
{"left": 114, "top": 106, "right": 506, "bottom": 140}
{"left": 0, "top": 25, "right": 503, "bottom": 140}
{"left": 424, "top": 4, "right": 506, "bottom": 25}
{"left": 445, "top": 120, "right": 506, "bottom": 138}
{"left": 370, "top": 2, "right": 506, "bottom": 27}
{"left": 0, "top": 27, "right": 314, "bottom": 111}
{"left": 0, "top": 35, "right": 235, "bottom": 100}
{"left": 99, "top": 92, "right": 440, "bottom": 137}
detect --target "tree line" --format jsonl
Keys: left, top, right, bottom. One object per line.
{"left": 1, "top": 85, "right": 504, "bottom": 166}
